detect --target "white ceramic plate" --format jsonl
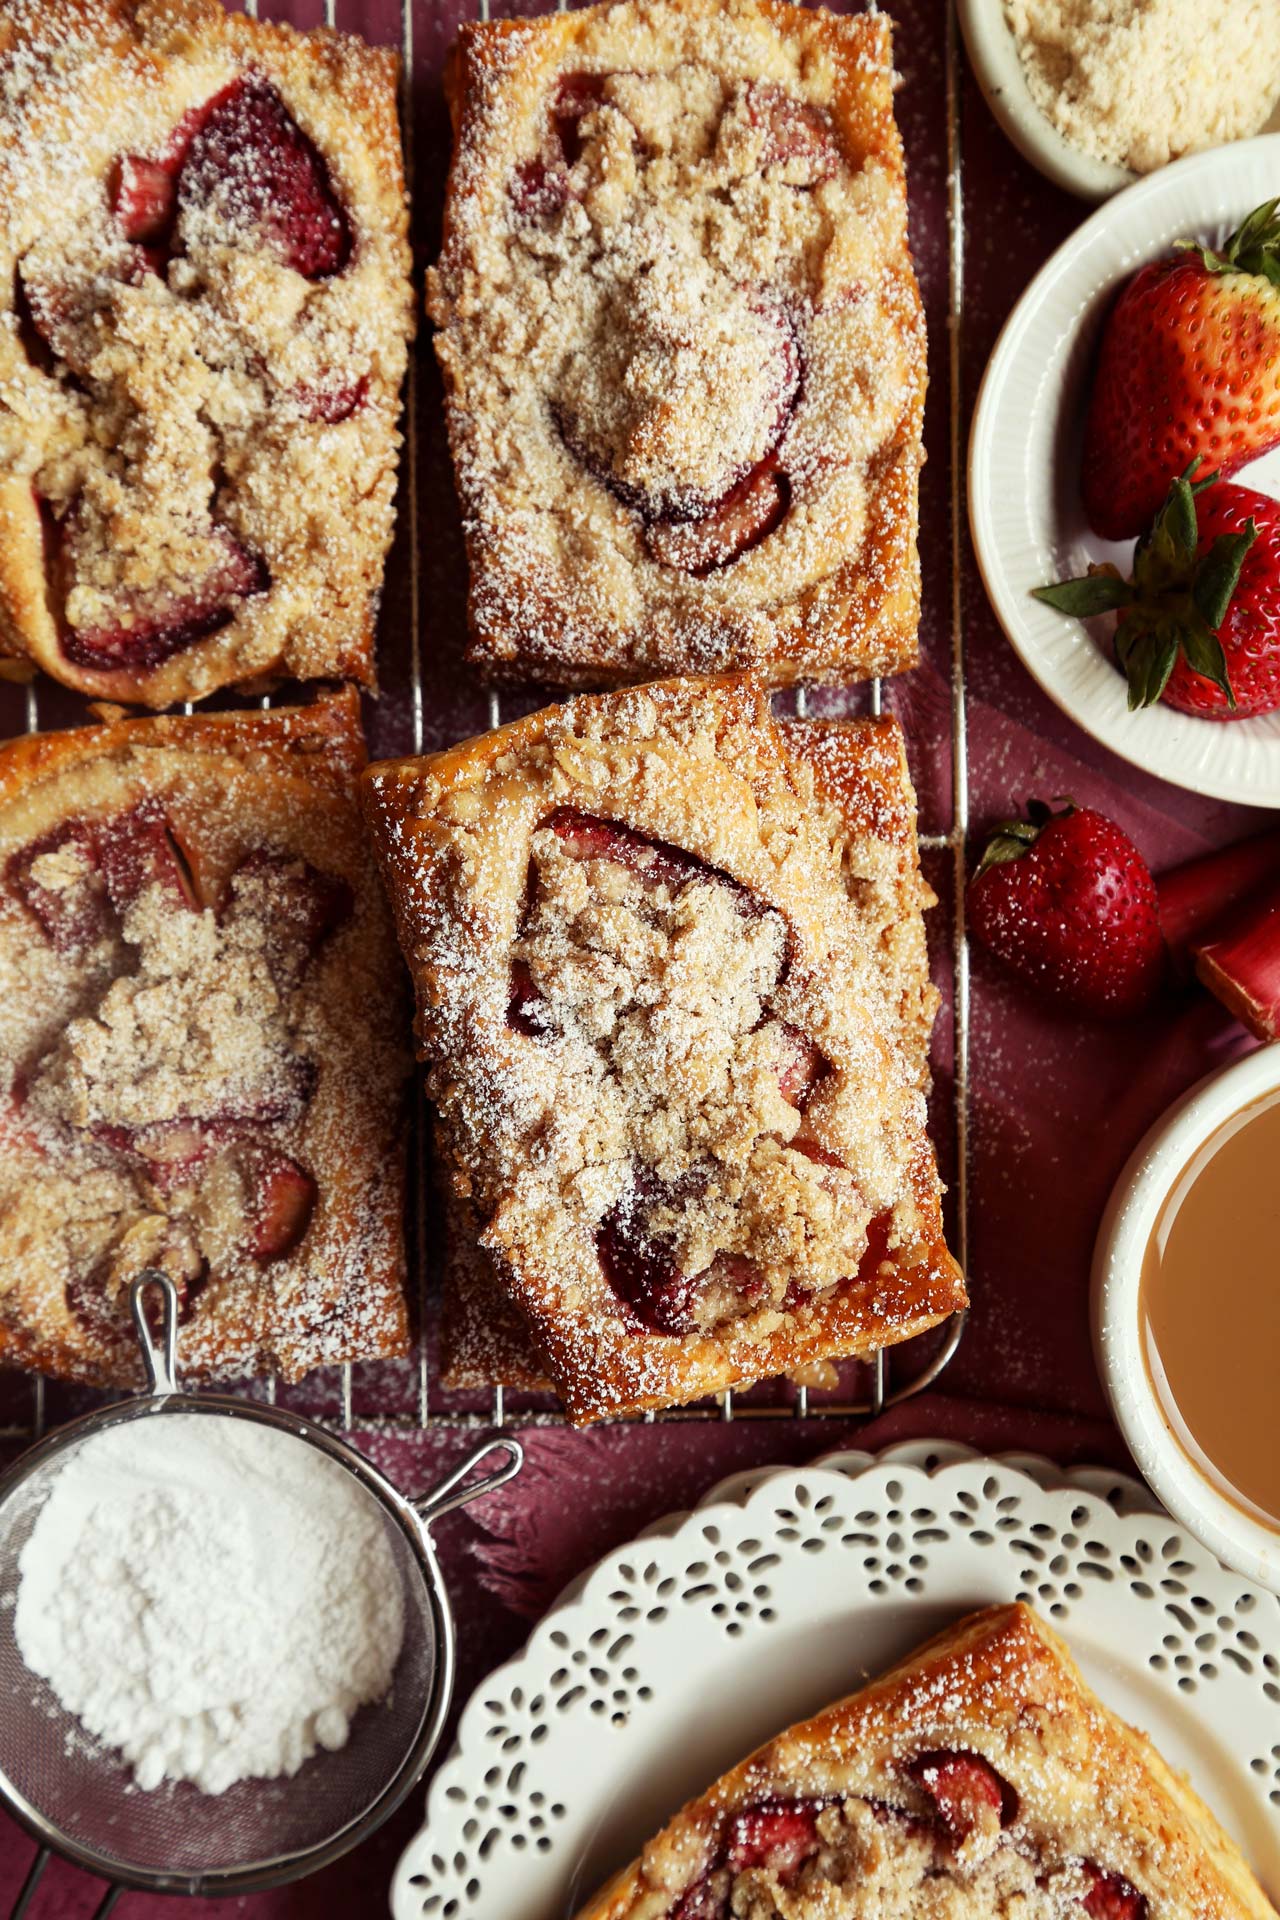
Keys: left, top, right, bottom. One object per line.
{"left": 392, "top": 1445, "right": 1280, "bottom": 1920}
{"left": 1093, "top": 1045, "right": 1280, "bottom": 1592}
{"left": 969, "top": 138, "right": 1280, "bottom": 805}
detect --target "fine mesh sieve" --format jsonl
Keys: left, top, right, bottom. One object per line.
{"left": 0, "top": 1274, "right": 522, "bottom": 1915}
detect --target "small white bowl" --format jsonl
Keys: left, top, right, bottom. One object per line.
{"left": 1092, "top": 1046, "right": 1280, "bottom": 1592}
{"left": 956, "top": 0, "right": 1133, "bottom": 202}
{"left": 958, "top": 1, "right": 1280, "bottom": 204}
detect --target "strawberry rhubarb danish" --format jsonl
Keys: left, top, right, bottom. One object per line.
{"left": 573, "top": 1603, "right": 1276, "bottom": 1920}
{"left": 0, "top": 690, "right": 411, "bottom": 1384}
{"left": 429, "top": 0, "right": 926, "bottom": 690}
{"left": 0, "top": 0, "right": 414, "bottom": 707}
{"left": 362, "top": 674, "right": 963, "bottom": 1423}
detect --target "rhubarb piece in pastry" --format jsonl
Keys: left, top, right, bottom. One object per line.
{"left": 573, "top": 1603, "right": 1276, "bottom": 1920}
{"left": 362, "top": 673, "right": 963, "bottom": 1424}
{"left": 0, "top": 0, "right": 414, "bottom": 706}
{"left": 429, "top": 0, "right": 925, "bottom": 690}
{"left": 0, "top": 689, "right": 411, "bottom": 1385}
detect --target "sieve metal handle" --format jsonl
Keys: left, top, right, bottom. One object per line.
{"left": 129, "top": 1270, "right": 180, "bottom": 1396}
{"left": 413, "top": 1435, "right": 523, "bottom": 1531}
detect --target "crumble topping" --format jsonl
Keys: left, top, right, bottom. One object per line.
{"left": 0, "top": 0, "right": 414, "bottom": 700}
{"left": 365, "top": 681, "right": 946, "bottom": 1402}
{"left": 679, "top": 1795, "right": 1099, "bottom": 1920}
{"left": 0, "top": 711, "right": 410, "bottom": 1384}
{"left": 430, "top": 0, "right": 925, "bottom": 685}
{"left": 515, "top": 820, "right": 873, "bottom": 1326}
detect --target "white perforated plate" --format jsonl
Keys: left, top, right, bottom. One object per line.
{"left": 392, "top": 1445, "right": 1280, "bottom": 1920}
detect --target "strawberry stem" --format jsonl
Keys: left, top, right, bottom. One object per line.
{"left": 1193, "top": 873, "right": 1280, "bottom": 1041}
{"left": 1176, "top": 197, "right": 1280, "bottom": 280}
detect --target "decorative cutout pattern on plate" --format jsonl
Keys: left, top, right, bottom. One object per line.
{"left": 394, "top": 1447, "right": 1280, "bottom": 1920}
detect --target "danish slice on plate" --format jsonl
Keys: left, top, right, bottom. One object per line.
{"left": 0, "top": 0, "right": 414, "bottom": 706}
{"left": 0, "top": 689, "right": 411, "bottom": 1385}
{"left": 574, "top": 1602, "right": 1277, "bottom": 1920}
{"left": 362, "top": 673, "right": 963, "bottom": 1423}
{"left": 429, "top": 0, "right": 926, "bottom": 691}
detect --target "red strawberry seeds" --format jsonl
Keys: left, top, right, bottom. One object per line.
{"left": 967, "top": 803, "right": 1164, "bottom": 1020}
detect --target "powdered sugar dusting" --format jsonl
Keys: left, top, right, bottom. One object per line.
{"left": 0, "top": 0, "right": 414, "bottom": 704}
{"left": 429, "top": 0, "right": 926, "bottom": 689}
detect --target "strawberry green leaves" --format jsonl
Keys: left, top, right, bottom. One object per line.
{"left": 1034, "top": 465, "right": 1260, "bottom": 714}
{"left": 1178, "top": 196, "right": 1280, "bottom": 288}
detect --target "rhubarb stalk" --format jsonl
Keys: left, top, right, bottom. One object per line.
{"left": 1192, "top": 874, "right": 1280, "bottom": 1041}
{"left": 1157, "top": 825, "right": 1280, "bottom": 961}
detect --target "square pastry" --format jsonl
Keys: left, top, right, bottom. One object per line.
{"left": 429, "top": 0, "right": 926, "bottom": 690}
{"left": 0, "top": 688, "right": 411, "bottom": 1385}
{"left": 0, "top": 0, "right": 414, "bottom": 707}
{"left": 573, "top": 1603, "right": 1275, "bottom": 1920}
{"left": 362, "top": 674, "right": 963, "bottom": 1423}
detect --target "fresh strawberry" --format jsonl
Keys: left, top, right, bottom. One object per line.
{"left": 176, "top": 77, "right": 351, "bottom": 279}
{"left": 1082, "top": 198, "right": 1280, "bottom": 540}
{"left": 1082, "top": 1864, "right": 1148, "bottom": 1920}
{"left": 906, "top": 1751, "right": 1012, "bottom": 1845}
{"left": 1036, "top": 468, "right": 1280, "bottom": 720}
{"left": 967, "top": 802, "right": 1164, "bottom": 1020}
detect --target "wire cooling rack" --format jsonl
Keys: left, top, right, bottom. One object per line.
{"left": 1, "top": 0, "right": 969, "bottom": 1442}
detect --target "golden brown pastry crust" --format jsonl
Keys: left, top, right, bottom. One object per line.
{"left": 430, "top": 0, "right": 925, "bottom": 691}
{"left": 0, "top": 688, "right": 411, "bottom": 1385}
{"left": 0, "top": 0, "right": 414, "bottom": 706}
{"left": 574, "top": 1603, "right": 1277, "bottom": 1920}
{"left": 437, "top": 710, "right": 954, "bottom": 1399}
{"left": 363, "top": 674, "right": 963, "bottom": 1423}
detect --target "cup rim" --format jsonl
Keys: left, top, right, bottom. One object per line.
{"left": 1091, "top": 1045, "right": 1280, "bottom": 1591}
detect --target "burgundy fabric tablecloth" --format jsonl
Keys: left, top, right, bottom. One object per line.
{"left": 0, "top": 1, "right": 1267, "bottom": 1913}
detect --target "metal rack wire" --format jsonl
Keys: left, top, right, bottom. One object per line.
{"left": 4, "top": 0, "right": 969, "bottom": 1445}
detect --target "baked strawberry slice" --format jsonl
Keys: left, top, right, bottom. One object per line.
{"left": 58, "top": 531, "right": 268, "bottom": 674}
{"left": 773, "top": 1022, "right": 826, "bottom": 1107}
{"left": 646, "top": 458, "right": 791, "bottom": 576}
{"left": 176, "top": 77, "right": 351, "bottom": 279}
{"left": 97, "top": 812, "right": 200, "bottom": 916}
{"left": 1037, "top": 467, "right": 1280, "bottom": 721}
{"left": 546, "top": 811, "right": 766, "bottom": 919}
{"left": 507, "top": 959, "right": 550, "bottom": 1036}
{"left": 108, "top": 81, "right": 241, "bottom": 256}
{"left": 247, "top": 1150, "right": 317, "bottom": 1262}
{"left": 907, "top": 1751, "right": 1013, "bottom": 1845}
{"left": 7, "top": 819, "right": 110, "bottom": 951}
{"left": 1082, "top": 1864, "right": 1148, "bottom": 1920}
{"left": 724, "top": 1797, "right": 825, "bottom": 1877}
{"left": 111, "top": 154, "right": 179, "bottom": 244}
{"left": 225, "top": 849, "right": 352, "bottom": 953}
{"left": 294, "top": 372, "right": 369, "bottom": 424}
{"left": 597, "top": 1201, "right": 694, "bottom": 1334}
{"left": 670, "top": 1874, "right": 725, "bottom": 1920}
{"left": 745, "top": 83, "right": 841, "bottom": 181}
{"left": 1082, "top": 198, "right": 1280, "bottom": 540}
{"left": 967, "top": 800, "right": 1164, "bottom": 1021}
